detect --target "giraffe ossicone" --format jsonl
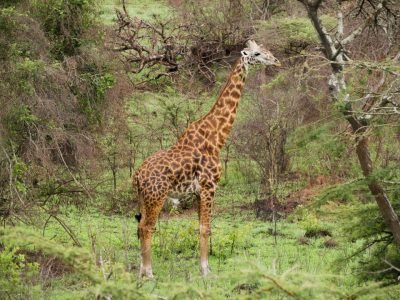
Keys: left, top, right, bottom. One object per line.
{"left": 133, "top": 40, "right": 280, "bottom": 277}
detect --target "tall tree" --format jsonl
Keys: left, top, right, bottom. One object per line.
{"left": 297, "top": 0, "right": 400, "bottom": 246}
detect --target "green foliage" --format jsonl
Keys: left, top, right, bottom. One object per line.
{"left": 0, "top": 7, "right": 18, "bottom": 59}
{"left": 313, "top": 174, "right": 400, "bottom": 282}
{"left": 0, "top": 246, "right": 40, "bottom": 299}
{"left": 33, "top": 0, "right": 97, "bottom": 58}
{"left": 287, "top": 122, "right": 354, "bottom": 177}
{"left": 5, "top": 105, "right": 39, "bottom": 147}
{"left": 78, "top": 71, "right": 115, "bottom": 125}
{"left": 262, "top": 72, "right": 287, "bottom": 90}
{"left": 299, "top": 213, "right": 332, "bottom": 238}
{"left": 14, "top": 58, "right": 45, "bottom": 93}
{"left": 257, "top": 15, "right": 336, "bottom": 51}
{"left": 0, "top": 226, "right": 100, "bottom": 283}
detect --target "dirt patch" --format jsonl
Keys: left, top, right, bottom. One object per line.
{"left": 23, "top": 250, "right": 74, "bottom": 280}
{"left": 304, "top": 228, "right": 332, "bottom": 238}
{"left": 252, "top": 175, "right": 344, "bottom": 220}
{"left": 253, "top": 195, "right": 304, "bottom": 221}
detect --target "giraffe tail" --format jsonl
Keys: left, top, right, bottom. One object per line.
{"left": 132, "top": 173, "right": 142, "bottom": 223}
{"left": 135, "top": 189, "right": 143, "bottom": 239}
{"left": 135, "top": 212, "right": 142, "bottom": 222}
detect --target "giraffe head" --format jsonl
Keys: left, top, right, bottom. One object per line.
{"left": 241, "top": 40, "right": 281, "bottom": 67}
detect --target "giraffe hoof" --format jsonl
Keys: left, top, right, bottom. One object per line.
{"left": 200, "top": 266, "right": 211, "bottom": 277}
{"left": 140, "top": 266, "right": 154, "bottom": 278}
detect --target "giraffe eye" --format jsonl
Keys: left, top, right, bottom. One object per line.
{"left": 254, "top": 52, "right": 260, "bottom": 56}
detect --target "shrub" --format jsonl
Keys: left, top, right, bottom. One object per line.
{"left": 0, "top": 246, "right": 40, "bottom": 299}
{"left": 33, "top": 0, "right": 97, "bottom": 58}
{"left": 0, "top": 7, "right": 17, "bottom": 59}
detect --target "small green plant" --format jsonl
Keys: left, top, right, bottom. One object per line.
{"left": 78, "top": 71, "right": 115, "bottom": 125}
{"left": 5, "top": 105, "right": 39, "bottom": 147}
{"left": 300, "top": 213, "right": 332, "bottom": 238}
{"left": 14, "top": 58, "right": 45, "bottom": 93}
{"left": 0, "top": 246, "right": 40, "bottom": 299}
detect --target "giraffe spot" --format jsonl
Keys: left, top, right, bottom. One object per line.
{"left": 182, "top": 158, "right": 191, "bottom": 165}
{"left": 209, "top": 133, "right": 217, "bottom": 144}
{"left": 211, "top": 167, "right": 218, "bottom": 173}
{"left": 223, "top": 90, "right": 230, "bottom": 97}
{"left": 216, "top": 101, "right": 224, "bottom": 108}
{"left": 225, "top": 98, "right": 235, "bottom": 107}
{"left": 231, "top": 90, "right": 241, "bottom": 98}
{"left": 222, "top": 126, "right": 230, "bottom": 134}
{"left": 217, "top": 116, "right": 226, "bottom": 123}
{"left": 236, "top": 83, "right": 243, "bottom": 90}
{"left": 209, "top": 117, "right": 217, "bottom": 128}
{"left": 213, "top": 108, "right": 222, "bottom": 115}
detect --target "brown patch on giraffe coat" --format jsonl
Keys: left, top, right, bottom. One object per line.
{"left": 231, "top": 90, "right": 241, "bottom": 99}
{"left": 209, "top": 117, "right": 217, "bottom": 128}
{"left": 217, "top": 116, "right": 227, "bottom": 123}
{"left": 222, "top": 125, "right": 230, "bottom": 135}
{"left": 208, "top": 132, "right": 217, "bottom": 145}
{"left": 225, "top": 98, "right": 235, "bottom": 107}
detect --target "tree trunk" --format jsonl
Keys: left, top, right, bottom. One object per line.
{"left": 355, "top": 136, "right": 400, "bottom": 245}
{"left": 298, "top": 0, "right": 400, "bottom": 247}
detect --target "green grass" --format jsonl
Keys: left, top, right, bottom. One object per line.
{"left": 4, "top": 176, "right": 396, "bottom": 299}
{"left": 27, "top": 196, "right": 360, "bottom": 299}
{"left": 99, "top": 0, "right": 172, "bottom": 25}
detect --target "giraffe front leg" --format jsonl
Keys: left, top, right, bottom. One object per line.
{"left": 199, "top": 187, "right": 214, "bottom": 276}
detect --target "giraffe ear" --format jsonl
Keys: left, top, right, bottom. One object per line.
{"left": 241, "top": 50, "right": 249, "bottom": 57}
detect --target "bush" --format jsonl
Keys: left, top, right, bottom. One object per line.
{"left": 0, "top": 7, "right": 17, "bottom": 59}
{"left": 33, "top": 0, "right": 97, "bottom": 58}
{"left": 0, "top": 246, "right": 40, "bottom": 299}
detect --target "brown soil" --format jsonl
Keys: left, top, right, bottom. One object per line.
{"left": 253, "top": 175, "right": 343, "bottom": 220}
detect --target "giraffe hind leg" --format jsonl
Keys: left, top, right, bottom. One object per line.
{"left": 137, "top": 189, "right": 169, "bottom": 278}
{"left": 198, "top": 185, "right": 215, "bottom": 276}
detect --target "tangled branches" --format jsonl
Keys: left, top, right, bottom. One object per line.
{"left": 113, "top": 0, "right": 252, "bottom": 84}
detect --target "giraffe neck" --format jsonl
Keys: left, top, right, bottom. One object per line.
{"left": 203, "top": 57, "right": 247, "bottom": 149}
{"left": 174, "top": 57, "right": 248, "bottom": 155}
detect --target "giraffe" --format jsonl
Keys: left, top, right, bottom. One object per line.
{"left": 133, "top": 40, "right": 280, "bottom": 278}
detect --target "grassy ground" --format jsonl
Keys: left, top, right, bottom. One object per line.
{"left": 99, "top": 0, "right": 171, "bottom": 25}
{"left": 30, "top": 183, "right": 363, "bottom": 299}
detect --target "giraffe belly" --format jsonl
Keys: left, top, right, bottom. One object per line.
{"left": 167, "top": 177, "right": 200, "bottom": 209}
{"left": 171, "top": 176, "right": 201, "bottom": 195}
